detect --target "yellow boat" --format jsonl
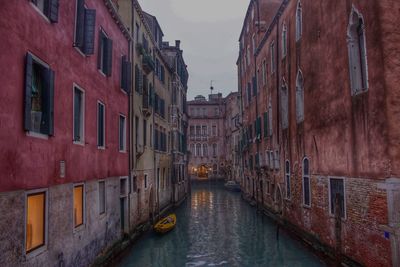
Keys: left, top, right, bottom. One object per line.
{"left": 154, "top": 214, "right": 176, "bottom": 234}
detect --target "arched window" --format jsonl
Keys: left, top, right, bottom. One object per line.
{"left": 190, "top": 144, "right": 195, "bottom": 155}
{"left": 302, "top": 157, "right": 311, "bottom": 206}
{"left": 282, "top": 23, "right": 287, "bottom": 57}
{"left": 347, "top": 6, "right": 368, "bottom": 95}
{"left": 296, "top": 1, "right": 302, "bottom": 41}
{"left": 280, "top": 80, "right": 289, "bottom": 129}
{"left": 203, "top": 144, "right": 208, "bottom": 157}
{"left": 212, "top": 143, "right": 217, "bottom": 157}
{"left": 285, "top": 160, "right": 291, "bottom": 199}
{"left": 296, "top": 70, "right": 304, "bottom": 123}
{"left": 196, "top": 143, "right": 201, "bottom": 157}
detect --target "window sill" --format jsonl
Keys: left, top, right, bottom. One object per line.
{"left": 25, "top": 244, "right": 47, "bottom": 259}
{"left": 73, "top": 46, "right": 87, "bottom": 57}
{"left": 98, "top": 70, "right": 107, "bottom": 77}
{"left": 119, "top": 150, "right": 127, "bottom": 153}
{"left": 73, "top": 224, "right": 86, "bottom": 234}
{"left": 98, "top": 146, "right": 106, "bottom": 150}
{"left": 30, "top": 3, "right": 51, "bottom": 24}
{"left": 26, "top": 131, "right": 49, "bottom": 140}
{"left": 99, "top": 212, "right": 107, "bottom": 220}
{"left": 73, "top": 141, "right": 85, "bottom": 146}
{"left": 302, "top": 204, "right": 311, "bottom": 209}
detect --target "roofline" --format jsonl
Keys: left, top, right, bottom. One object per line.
{"left": 238, "top": 0, "right": 256, "bottom": 41}
{"left": 104, "top": 0, "right": 133, "bottom": 41}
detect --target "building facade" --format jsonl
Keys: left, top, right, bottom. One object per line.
{"left": 0, "top": 0, "right": 131, "bottom": 265}
{"left": 237, "top": 0, "right": 400, "bottom": 266}
{"left": 188, "top": 93, "right": 228, "bottom": 179}
{"left": 0, "top": 0, "right": 189, "bottom": 265}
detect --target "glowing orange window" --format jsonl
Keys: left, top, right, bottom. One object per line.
{"left": 26, "top": 192, "right": 46, "bottom": 252}
{"left": 73, "top": 185, "right": 84, "bottom": 227}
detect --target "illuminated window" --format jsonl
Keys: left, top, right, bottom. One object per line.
{"left": 26, "top": 192, "right": 46, "bottom": 253}
{"left": 73, "top": 185, "right": 84, "bottom": 228}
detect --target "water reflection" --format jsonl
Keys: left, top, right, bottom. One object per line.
{"left": 117, "top": 181, "right": 325, "bottom": 267}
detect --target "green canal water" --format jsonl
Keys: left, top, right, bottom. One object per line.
{"left": 117, "top": 181, "right": 326, "bottom": 267}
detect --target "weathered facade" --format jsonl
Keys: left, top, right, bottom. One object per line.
{"left": 0, "top": 0, "right": 130, "bottom": 265}
{"left": 0, "top": 0, "right": 189, "bottom": 265}
{"left": 237, "top": 0, "right": 400, "bottom": 266}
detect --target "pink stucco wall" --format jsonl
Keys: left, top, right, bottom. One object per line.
{"left": 0, "top": 0, "right": 129, "bottom": 192}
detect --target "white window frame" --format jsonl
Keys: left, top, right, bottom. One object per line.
{"left": 98, "top": 29, "right": 109, "bottom": 76}
{"left": 119, "top": 114, "right": 127, "bottom": 152}
{"left": 270, "top": 41, "right": 275, "bottom": 73}
{"left": 328, "top": 177, "right": 347, "bottom": 219}
{"left": 73, "top": 183, "right": 86, "bottom": 231}
{"left": 282, "top": 23, "right": 287, "bottom": 58}
{"left": 98, "top": 180, "right": 106, "bottom": 216}
{"left": 24, "top": 188, "right": 48, "bottom": 257}
{"left": 302, "top": 157, "right": 311, "bottom": 207}
{"left": 97, "top": 101, "right": 106, "bottom": 149}
{"left": 285, "top": 160, "right": 291, "bottom": 199}
{"left": 73, "top": 84, "right": 85, "bottom": 145}
{"left": 296, "top": 0, "right": 303, "bottom": 41}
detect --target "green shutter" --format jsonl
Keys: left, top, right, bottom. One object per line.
{"left": 24, "top": 53, "right": 33, "bottom": 131}
{"left": 83, "top": 9, "right": 96, "bottom": 55}
{"left": 42, "top": 68, "right": 54, "bottom": 136}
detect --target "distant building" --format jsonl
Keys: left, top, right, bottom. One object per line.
{"left": 188, "top": 93, "right": 233, "bottom": 179}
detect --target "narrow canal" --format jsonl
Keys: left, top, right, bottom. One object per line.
{"left": 117, "top": 181, "right": 326, "bottom": 267}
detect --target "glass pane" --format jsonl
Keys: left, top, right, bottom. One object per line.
{"left": 26, "top": 193, "right": 45, "bottom": 252}
{"left": 303, "top": 158, "right": 309, "bottom": 175}
{"left": 74, "top": 185, "right": 84, "bottom": 227}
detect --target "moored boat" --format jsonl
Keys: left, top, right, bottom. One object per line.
{"left": 154, "top": 214, "right": 176, "bottom": 234}
{"left": 224, "top": 181, "right": 241, "bottom": 192}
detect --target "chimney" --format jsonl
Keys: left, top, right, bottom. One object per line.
{"left": 175, "top": 40, "right": 181, "bottom": 49}
{"left": 162, "top": 41, "right": 169, "bottom": 48}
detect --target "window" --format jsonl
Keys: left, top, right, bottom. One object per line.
{"left": 270, "top": 42, "right": 275, "bottom": 73}
{"left": 143, "top": 119, "right": 147, "bottom": 147}
{"left": 98, "top": 30, "right": 113, "bottom": 76}
{"left": 202, "top": 126, "right": 207, "bottom": 136}
{"left": 296, "top": 70, "right": 304, "bottom": 123}
{"left": 119, "top": 115, "right": 126, "bottom": 151}
{"left": 135, "top": 23, "right": 139, "bottom": 42}
{"left": 285, "top": 160, "right": 291, "bottom": 199}
{"left": 296, "top": 1, "right": 302, "bottom": 41}
{"left": 99, "top": 181, "right": 106, "bottom": 214}
{"left": 190, "top": 144, "right": 195, "bottom": 155}
{"left": 212, "top": 143, "right": 217, "bottom": 157}
{"left": 274, "top": 150, "right": 280, "bottom": 170}
{"left": 196, "top": 126, "right": 201, "bottom": 137}
{"left": 202, "top": 108, "right": 206, "bottom": 117}
{"left": 190, "top": 126, "right": 194, "bottom": 136}
{"left": 150, "top": 124, "right": 153, "bottom": 147}
{"left": 97, "top": 102, "right": 105, "bottom": 148}
{"left": 263, "top": 112, "right": 268, "bottom": 137}
{"left": 215, "top": 108, "right": 219, "bottom": 116}
{"left": 120, "top": 56, "right": 132, "bottom": 93}
{"left": 262, "top": 60, "right": 267, "bottom": 85}
{"left": 73, "top": 86, "right": 84, "bottom": 143}
{"left": 135, "top": 116, "right": 139, "bottom": 148}
{"left": 282, "top": 23, "right": 287, "bottom": 57}
{"left": 303, "top": 158, "right": 311, "bottom": 206}
{"left": 212, "top": 125, "right": 217, "bottom": 136}
{"left": 280, "top": 81, "right": 289, "bottom": 129}
{"left": 246, "top": 46, "right": 250, "bottom": 66}
{"left": 329, "top": 178, "right": 346, "bottom": 218}
{"left": 26, "top": 191, "right": 46, "bottom": 253}
{"left": 24, "top": 53, "right": 54, "bottom": 136}
{"left": 347, "top": 7, "right": 368, "bottom": 95}
{"left": 203, "top": 144, "right": 208, "bottom": 157}
{"left": 31, "top": 0, "right": 59, "bottom": 23}
{"left": 252, "top": 34, "right": 256, "bottom": 54}
{"left": 73, "top": 184, "right": 84, "bottom": 228}
{"left": 144, "top": 174, "right": 148, "bottom": 189}
{"left": 252, "top": 76, "right": 257, "bottom": 96}
{"left": 196, "top": 143, "right": 202, "bottom": 157}
{"left": 73, "top": 0, "right": 95, "bottom": 55}
{"left": 133, "top": 176, "right": 138, "bottom": 192}
{"left": 268, "top": 100, "right": 273, "bottom": 136}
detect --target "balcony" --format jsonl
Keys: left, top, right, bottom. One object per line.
{"left": 142, "top": 54, "right": 155, "bottom": 74}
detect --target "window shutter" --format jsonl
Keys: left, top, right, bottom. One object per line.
{"left": 48, "top": 0, "right": 59, "bottom": 23}
{"left": 138, "top": 70, "right": 143, "bottom": 94}
{"left": 83, "top": 9, "right": 96, "bottom": 55}
{"left": 74, "top": 89, "right": 81, "bottom": 141}
{"left": 121, "top": 56, "right": 127, "bottom": 90}
{"left": 43, "top": 68, "right": 55, "bottom": 136}
{"left": 125, "top": 61, "right": 132, "bottom": 94}
{"left": 263, "top": 112, "right": 268, "bottom": 137}
{"left": 97, "top": 31, "right": 104, "bottom": 70}
{"left": 252, "top": 76, "right": 257, "bottom": 96}
{"left": 75, "top": 0, "right": 85, "bottom": 48}
{"left": 105, "top": 38, "right": 113, "bottom": 76}
{"left": 24, "top": 53, "right": 33, "bottom": 131}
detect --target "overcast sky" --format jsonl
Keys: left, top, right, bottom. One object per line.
{"left": 138, "top": 0, "right": 249, "bottom": 100}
